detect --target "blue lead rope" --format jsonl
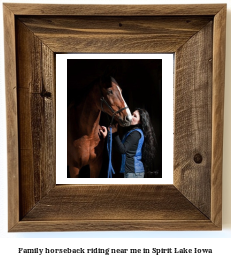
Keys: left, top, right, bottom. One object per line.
{"left": 107, "top": 126, "right": 115, "bottom": 178}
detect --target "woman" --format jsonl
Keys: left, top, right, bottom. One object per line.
{"left": 100, "top": 108, "right": 157, "bottom": 178}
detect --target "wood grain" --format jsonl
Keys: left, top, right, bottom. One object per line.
{"left": 16, "top": 19, "right": 56, "bottom": 219}
{"left": 22, "top": 185, "right": 207, "bottom": 221}
{"left": 4, "top": 3, "right": 225, "bottom": 16}
{"left": 13, "top": 185, "right": 218, "bottom": 232}
{"left": 18, "top": 16, "right": 212, "bottom": 53}
{"left": 174, "top": 22, "right": 213, "bottom": 218}
{"left": 11, "top": 220, "right": 219, "bottom": 232}
{"left": 3, "top": 4, "right": 19, "bottom": 231}
{"left": 211, "top": 5, "right": 226, "bottom": 228}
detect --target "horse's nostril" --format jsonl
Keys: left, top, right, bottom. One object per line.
{"left": 125, "top": 115, "right": 132, "bottom": 122}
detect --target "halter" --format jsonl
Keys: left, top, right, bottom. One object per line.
{"left": 100, "top": 97, "right": 128, "bottom": 126}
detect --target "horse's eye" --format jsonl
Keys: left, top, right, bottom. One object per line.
{"left": 107, "top": 90, "right": 113, "bottom": 95}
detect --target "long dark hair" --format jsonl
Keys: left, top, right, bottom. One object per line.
{"left": 136, "top": 108, "right": 157, "bottom": 174}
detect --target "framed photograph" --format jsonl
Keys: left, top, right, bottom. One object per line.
{"left": 4, "top": 4, "right": 226, "bottom": 231}
{"left": 56, "top": 53, "right": 173, "bottom": 184}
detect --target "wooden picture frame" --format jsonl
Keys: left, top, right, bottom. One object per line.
{"left": 4, "top": 4, "right": 226, "bottom": 231}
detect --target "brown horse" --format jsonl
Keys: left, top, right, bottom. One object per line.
{"left": 67, "top": 76, "right": 132, "bottom": 178}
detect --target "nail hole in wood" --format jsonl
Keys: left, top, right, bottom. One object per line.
{"left": 194, "top": 153, "right": 202, "bottom": 164}
{"left": 119, "top": 23, "right": 122, "bottom": 27}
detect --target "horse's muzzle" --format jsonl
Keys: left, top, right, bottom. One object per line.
{"left": 118, "top": 116, "right": 131, "bottom": 127}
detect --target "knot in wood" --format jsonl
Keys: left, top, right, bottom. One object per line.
{"left": 40, "top": 90, "right": 52, "bottom": 99}
{"left": 194, "top": 153, "right": 202, "bottom": 164}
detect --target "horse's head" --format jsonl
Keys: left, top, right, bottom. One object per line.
{"left": 100, "top": 76, "right": 132, "bottom": 127}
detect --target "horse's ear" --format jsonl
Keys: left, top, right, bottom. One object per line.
{"left": 100, "top": 64, "right": 118, "bottom": 87}
{"left": 110, "top": 77, "right": 118, "bottom": 85}
{"left": 100, "top": 75, "right": 116, "bottom": 89}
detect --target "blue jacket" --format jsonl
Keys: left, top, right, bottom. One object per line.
{"left": 120, "top": 128, "right": 144, "bottom": 173}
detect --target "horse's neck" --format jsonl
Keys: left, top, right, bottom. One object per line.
{"left": 73, "top": 85, "right": 101, "bottom": 137}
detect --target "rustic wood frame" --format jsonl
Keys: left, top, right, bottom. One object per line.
{"left": 4, "top": 4, "right": 226, "bottom": 232}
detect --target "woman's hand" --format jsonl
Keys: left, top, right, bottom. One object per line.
{"left": 99, "top": 126, "right": 107, "bottom": 138}
{"left": 110, "top": 123, "right": 118, "bottom": 133}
